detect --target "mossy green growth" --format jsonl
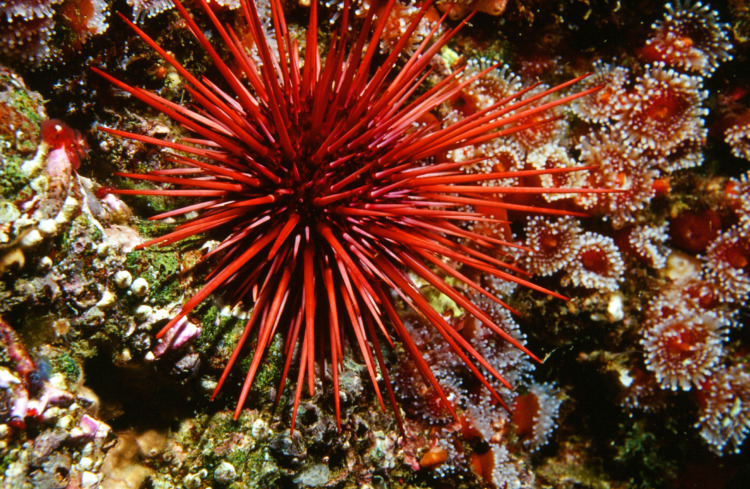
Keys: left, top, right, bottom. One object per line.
{"left": 114, "top": 179, "right": 181, "bottom": 216}
{"left": 229, "top": 446, "right": 281, "bottom": 488}
{"left": 215, "top": 409, "right": 258, "bottom": 439}
{"left": 200, "top": 309, "right": 285, "bottom": 402}
{"left": 51, "top": 352, "right": 82, "bottom": 385}
{"left": 196, "top": 303, "right": 225, "bottom": 339}
{"left": 0, "top": 453, "right": 11, "bottom": 479}
{"left": 134, "top": 218, "right": 176, "bottom": 242}
{"left": 0, "top": 70, "right": 44, "bottom": 155}
{"left": 193, "top": 303, "right": 235, "bottom": 364}
{"left": 188, "top": 412, "right": 281, "bottom": 488}
{"left": 614, "top": 419, "right": 677, "bottom": 488}
{"left": 55, "top": 213, "right": 103, "bottom": 259}
{"left": 124, "top": 244, "right": 185, "bottom": 305}
{"left": 0, "top": 156, "right": 29, "bottom": 198}
{"left": 238, "top": 331, "right": 285, "bottom": 396}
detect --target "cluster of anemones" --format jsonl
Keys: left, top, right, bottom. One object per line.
{"left": 508, "top": 85, "right": 568, "bottom": 152}
{"left": 615, "top": 63, "right": 708, "bottom": 166}
{"left": 640, "top": 0, "right": 733, "bottom": 76}
{"left": 436, "top": 1, "right": 745, "bottom": 461}
{"left": 439, "top": 2, "right": 743, "bottom": 460}
{"left": 0, "top": 0, "right": 108, "bottom": 63}
{"left": 575, "top": 60, "right": 710, "bottom": 175}
{"left": 637, "top": 1, "right": 741, "bottom": 169}
{"left": 563, "top": 1, "right": 732, "bottom": 227}
{"left": 629, "top": 171, "right": 750, "bottom": 454}
{"left": 452, "top": 42, "right": 713, "bottom": 232}
{"left": 526, "top": 143, "right": 586, "bottom": 203}
{"left": 440, "top": 57, "right": 640, "bottom": 300}
{"left": 615, "top": 223, "right": 671, "bottom": 269}
{"left": 447, "top": 58, "right": 570, "bottom": 153}
{"left": 449, "top": 58, "right": 525, "bottom": 120}
{"left": 392, "top": 295, "right": 562, "bottom": 486}
{"left": 523, "top": 217, "right": 626, "bottom": 292}
{"left": 571, "top": 61, "right": 629, "bottom": 124}
{"left": 447, "top": 64, "right": 577, "bottom": 207}
{"left": 566, "top": 62, "right": 704, "bottom": 227}
{"left": 563, "top": 231, "right": 625, "bottom": 292}
{"left": 523, "top": 216, "right": 582, "bottom": 276}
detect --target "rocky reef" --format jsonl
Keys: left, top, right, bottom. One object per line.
{"left": 2, "top": 1, "right": 750, "bottom": 488}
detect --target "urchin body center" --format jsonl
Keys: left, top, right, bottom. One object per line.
{"left": 279, "top": 161, "right": 340, "bottom": 220}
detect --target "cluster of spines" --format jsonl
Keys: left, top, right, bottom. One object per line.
{"left": 95, "top": 0, "right": 606, "bottom": 434}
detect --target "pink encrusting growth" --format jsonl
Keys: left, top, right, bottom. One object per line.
{"left": 94, "top": 0, "right": 603, "bottom": 431}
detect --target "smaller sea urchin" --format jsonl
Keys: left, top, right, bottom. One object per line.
{"left": 97, "top": 0, "right": 601, "bottom": 430}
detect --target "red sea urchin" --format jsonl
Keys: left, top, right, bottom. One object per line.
{"left": 94, "top": 0, "right": 600, "bottom": 430}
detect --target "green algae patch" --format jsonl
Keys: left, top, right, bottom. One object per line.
{"left": 237, "top": 331, "right": 285, "bottom": 397}
{"left": 177, "top": 411, "right": 283, "bottom": 489}
{"left": 124, "top": 246, "right": 185, "bottom": 305}
{"left": 0, "top": 69, "right": 44, "bottom": 156}
{"left": 613, "top": 419, "right": 679, "bottom": 488}
{"left": 199, "top": 309, "right": 284, "bottom": 403}
{"left": 50, "top": 352, "right": 82, "bottom": 385}
{"left": 56, "top": 214, "right": 103, "bottom": 260}
{"left": 0, "top": 157, "right": 29, "bottom": 198}
{"left": 194, "top": 303, "right": 226, "bottom": 344}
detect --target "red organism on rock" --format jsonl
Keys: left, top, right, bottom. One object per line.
{"left": 40, "top": 119, "right": 88, "bottom": 170}
{"left": 670, "top": 209, "right": 722, "bottom": 253}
